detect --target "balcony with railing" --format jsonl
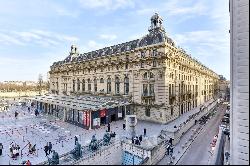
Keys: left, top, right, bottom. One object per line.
{"left": 141, "top": 92, "right": 155, "bottom": 99}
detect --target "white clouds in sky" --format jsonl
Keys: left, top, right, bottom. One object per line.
{"left": 99, "top": 34, "right": 117, "bottom": 40}
{"left": 78, "top": 0, "right": 135, "bottom": 10}
{"left": 0, "top": 30, "right": 79, "bottom": 47}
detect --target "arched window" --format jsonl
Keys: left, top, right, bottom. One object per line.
{"left": 124, "top": 77, "right": 129, "bottom": 95}
{"left": 143, "top": 72, "right": 148, "bottom": 79}
{"left": 94, "top": 78, "right": 97, "bottom": 92}
{"left": 115, "top": 76, "right": 120, "bottom": 94}
{"left": 82, "top": 79, "right": 85, "bottom": 92}
{"left": 107, "top": 77, "right": 111, "bottom": 94}
{"left": 88, "top": 79, "right": 91, "bottom": 91}
{"left": 149, "top": 72, "right": 154, "bottom": 79}
{"left": 77, "top": 79, "right": 80, "bottom": 92}
{"left": 72, "top": 80, "right": 75, "bottom": 92}
{"left": 100, "top": 78, "right": 104, "bottom": 83}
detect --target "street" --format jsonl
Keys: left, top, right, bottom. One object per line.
{"left": 176, "top": 103, "right": 227, "bottom": 165}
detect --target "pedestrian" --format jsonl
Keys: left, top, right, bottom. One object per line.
{"left": 16, "top": 145, "right": 20, "bottom": 156}
{"left": 28, "top": 143, "right": 32, "bottom": 154}
{"left": 25, "top": 160, "right": 31, "bottom": 165}
{"left": 123, "top": 123, "right": 126, "bottom": 130}
{"left": 107, "top": 123, "right": 110, "bottom": 132}
{"left": 0, "top": 143, "right": 3, "bottom": 156}
{"left": 74, "top": 136, "right": 78, "bottom": 145}
{"left": 139, "top": 135, "right": 142, "bottom": 142}
{"left": 144, "top": 128, "right": 146, "bottom": 137}
{"left": 131, "top": 137, "right": 134, "bottom": 144}
{"left": 48, "top": 142, "right": 52, "bottom": 154}
{"left": 44, "top": 143, "right": 49, "bottom": 156}
{"left": 15, "top": 111, "right": 18, "bottom": 119}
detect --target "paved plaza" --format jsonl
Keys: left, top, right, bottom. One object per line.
{"left": 0, "top": 99, "right": 215, "bottom": 165}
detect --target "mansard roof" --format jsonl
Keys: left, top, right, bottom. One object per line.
{"left": 51, "top": 13, "right": 176, "bottom": 67}
{"left": 52, "top": 31, "right": 174, "bottom": 67}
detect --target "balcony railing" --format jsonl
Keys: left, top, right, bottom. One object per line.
{"left": 142, "top": 92, "right": 155, "bottom": 97}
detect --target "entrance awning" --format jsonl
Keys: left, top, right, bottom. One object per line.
{"left": 31, "top": 94, "right": 131, "bottom": 111}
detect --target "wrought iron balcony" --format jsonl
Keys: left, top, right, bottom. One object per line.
{"left": 141, "top": 92, "right": 155, "bottom": 98}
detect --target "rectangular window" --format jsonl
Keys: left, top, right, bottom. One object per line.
{"left": 145, "top": 107, "right": 150, "bottom": 117}
{"left": 143, "top": 84, "right": 148, "bottom": 96}
{"left": 141, "top": 51, "right": 145, "bottom": 58}
{"left": 153, "top": 60, "right": 157, "bottom": 67}
{"left": 141, "top": 62, "right": 144, "bottom": 68}
{"left": 153, "top": 50, "right": 157, "bottom": 56}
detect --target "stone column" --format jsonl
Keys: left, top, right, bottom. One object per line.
{"left": 89, "top": 110, "right": 92, "bottom": 130}
{"left": 63, "top": 108, "right": 67, "bottom": 122}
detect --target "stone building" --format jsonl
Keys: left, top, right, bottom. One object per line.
{"left": 47, "top": 13, "right": 219, "bottom": 125}
{"left": 229, "top": 0, "right": 249, "bottom": 164}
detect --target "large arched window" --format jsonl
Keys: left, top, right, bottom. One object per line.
{"left": 124, "top": 77, "right": 129, "bottom": 95}
{"left": 77, "top": 79, "right": 81, "bottom": 92}
{"left": 82, "top": 79, "right": 85, "bottom": 92}
{"left": 115, "top": 76, "right": 120, "bottom": 94}
{"left": 143, "top": 72, "right": 148, "bottom": 79}
{"left": 149, "top": 72, "right": 154, "bottom": 79}
{"left": 100, "top": 78, "right": 104, "bottom": 83}
{"left": 107, "top": 77, "right": 111, "bottom": 94}
{"left": 94, "top": 78, "right": 97, "bottom": 92}
{"left": 88, "top": 78, "right": 91, "bottom": 91}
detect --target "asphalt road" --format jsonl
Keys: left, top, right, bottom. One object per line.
{"left": 176, "top": 103, "right": 227, "bottom": 165}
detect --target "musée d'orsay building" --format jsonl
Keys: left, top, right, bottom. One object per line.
{"left": 33, "top": 13, "right": 219, "bottom": 129}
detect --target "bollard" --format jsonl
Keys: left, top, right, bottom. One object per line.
{"left": 62, "top": 141, "right": 64, "bottom": 147}
{"left": 23, "top": 136, "right": 25, "bottom": 142}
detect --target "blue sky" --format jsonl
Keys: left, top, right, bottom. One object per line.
{"left": 0, "top": 0, "right": 230, "bottom": 81}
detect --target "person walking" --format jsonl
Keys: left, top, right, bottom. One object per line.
{"left": 44, "top": 143, "right": 49, "bottom": 156}
{"left": 144, "top": 128, "right": 147, "bottom": 137}
{"left": 25, "top": 160, "right": 31, "bottom": 165}
{"left": 0, "top": 143, "right": 3, "bottom": 156}
{"left": 107, "top": 123, "right": 110, "bottom": 132}
{"left": 123, "top": 123, "right": 126, "bottom": 130}
{"left": 48, "top": 142, "right": 52, "bottom": 154}
{"left": 74, "top": 136, "right": 78, "bottom": 145}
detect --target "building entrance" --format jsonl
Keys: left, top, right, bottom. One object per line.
{"left": 111, "top": 114, "right": 116, "bottom": 122}
{"left": 100, "top": 117, "right": 106, "bottom": 125}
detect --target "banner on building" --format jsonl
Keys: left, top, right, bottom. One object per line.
{"left": 100, "top": 109, "right": 107, "bottom": 117}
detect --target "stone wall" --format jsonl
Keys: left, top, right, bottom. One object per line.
{"left": 74, "top": 141, "right": 122, "bottom": 165}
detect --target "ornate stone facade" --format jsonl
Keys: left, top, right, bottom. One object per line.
{"left": 49, "top": 13, "right": 220, "bottom": 124}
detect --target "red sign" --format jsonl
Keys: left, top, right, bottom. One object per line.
{"left": 83, "top": 111, "right": 90, "bottom": 127}
{"left": 86, "top": 111, "right": 90, "bottom": 127}
{"left": 100, "top": 109, "right": 107, "bottom": 117}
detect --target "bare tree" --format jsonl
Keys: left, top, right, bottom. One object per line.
{"left": 37, "top": 74, "right": 43, "bottom": 95}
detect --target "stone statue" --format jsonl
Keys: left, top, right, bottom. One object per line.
{"left": 48, "top": 150, "right": 59, "bottom": 165}
{"left": 71, "top": 141, "right": 82, "bottom": 160}
{"left": 89, "top": 134, "right": 99, "bottom": 151}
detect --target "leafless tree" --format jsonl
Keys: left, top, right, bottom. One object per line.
{"left": 37, "top": 74, "right": 43, "bottom": 95}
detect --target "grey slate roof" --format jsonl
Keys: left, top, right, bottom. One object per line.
{"left": 52, "top": 29, "right": 175, "bottom": 67}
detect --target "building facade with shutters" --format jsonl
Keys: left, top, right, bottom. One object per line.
{"left": 229, "top": 0, "right": 249, "bottom": 164}
{"left": 49, "top": 13, "right": 220, "bottom": 124}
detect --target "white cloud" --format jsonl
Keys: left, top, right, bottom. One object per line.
{"left": 99, "top": 34, "right": 117, "bottom": 40}
{"left": 79, "top": 0, "right": 135, "bottom": 10}
{"left": 0, "top": 30, "right": 79, "bottom": 47}
{"left": 136, "top": 0, "right": 208, "bottom": 18}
